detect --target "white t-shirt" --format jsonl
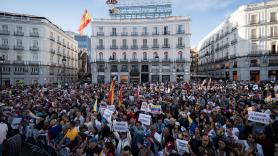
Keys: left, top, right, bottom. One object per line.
{"left": 0, "top": 122, "right": 8, "bottom": 144}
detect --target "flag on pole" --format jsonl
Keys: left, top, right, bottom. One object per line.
{"left": 78, "top": 10, "right": 92, "bottom": 35}
{"left": 188, "top": 114, "right": 197, "bottom": 134}
{"left": 108, "top": 79, "right": 115, "bottom": 105}
{"left": 92, "top": 99, "right": 98, "bottom": 112}
{"left": 118, "top": 84, "right": 123, "bottom": 107}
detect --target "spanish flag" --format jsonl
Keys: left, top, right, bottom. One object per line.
{"left": 118, "top": 84, "right": 123, "bottom": 107}
{"left": 108, "top": 79, "right": 115, "bottom": 105}
{"left": 78, "top": 10, "right": 91, "bottom": 35}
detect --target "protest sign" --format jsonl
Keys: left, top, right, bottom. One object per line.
{"left": 176, "top": 139, "right": 189, "bottom": 155}
{"left": 100, "top": 105, "right": 107, "bottom": 114}
{"left": 140, "top": 102, "right": 149, "bottom": 112}
{"left": 248, "top": 111, "right": 270, "bottom": 125}
{"left": 107, "top": 105, "right": 115, "bottom": 112}
{"left": 103, "top": 109, "right": 114, "bottom": 123}
{"left": 138, "top": 113, "right": 151, "bottom": 126}
{"left": 154, "top": 132, "right": 161, "bottom": 143}
{"left": 149, "top": 105, "right": 162, "bottom": 114}
{"left": 113, "top": 121, "right": 129, "bottom": 132}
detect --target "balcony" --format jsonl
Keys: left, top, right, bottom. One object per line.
{"left": 14, "top": 31, "right": 24, "bottom": 36}
{"left": 49, "top": 36, "right": 55, "bottom": 41}
{"left": 151, "top": 58, "right": 160, "bottom": 62}
{"left": 120, "top": 45, "right": 128, "bottom": 50}
{"left": 141, "top": 58, "right": 149, "bottom": 62}
{"left": 250, "top": 35, "right": 258, "bottom": 40}
{"left": 0, "top": 44, "right": 9, "bottom": 50}
{"left": 13, "top": 60, "right": 25, "bottom": 65}
{"left": 50, "top": 62, "right": 56, "bottom": 66}
{"left": 0, "top": 30, "right": 10, "bottom": 35}
{"left": 57, "top": 40, "right": 62, "bottom": 45}
{"left": 120, "top": 58, "right": 128, "bottom": 62}
{"left": 96, "top": 58, "right": 105, "bottom": 62}
{"left": 162, "top": 58, "right": 171, "bottom": 62}
{"left": 30, "top": 46, "right": 39, "bottom": 51}
{"left": 162, "top": 45, "right": 170, "bottom": 49}
{"left": 130, "top": 58, "right": 138, "bottom": 62}
{"left": 152, "top": 45, "right": 159, "bottom": 49}
{"left": 176, "top": 69, "right": 185, "bottom": 72}
{"left": 50, "top": 49, "right": 55, "bottom": 53}
{"left": 141, "top": 32, "right": 148, "bottom": 36}
{"left": 97, "top": 32, "right": 104, "bottom": 36}
{"left": 29, "top": 61, "right": 40, "bottom": 65}
{"left": 131, "top": 32, "right": 138, "bottom": 36}
{"left": 176, "top": 30, "right": 185, "bottom": 34}
{"left": 31, "top": 71, "right": 40, "bottom": 75}
{"left": 98, "top": 68, "right": 105, "bottom": 72}
{"left": 110, "top": 33, "right": 117, "bottom": 36}
{"left": 152, "top": 32, "right": 159, "bottom": 35}
{"left": 249, "top": 51, "right": 262, "bottom": 57}
{"left": 268, "top": 34, "right": 278, "bottom": 39}
{"left": 30, "top": 32, "right": 39, "bottom": 37}
{"left": 163, "top": 31, "right": 170, "bottom": 35}
{"left": 131, "top": 45, "right": 138, "bottom": 50}
{"left": 14, "top": 45, "right": 24, "bottom": 51}
{"left": 176, "top": 58, "right": 185, "bottom": 62}
{"left": 121, "top": 32, "right": 128, "bottom": 36}
{"left": 250, "top": 63, "right": 260, "bottom": 67}
{"left": 176, "top": 44, "right": 185, "bottom": 49}
{"left": 109, "top": 59, "right": 118, "bottom": 62}
{"left": 250, "top": 21, "right": 259, "bottom": 25}
{"left": 97, "top": 45, "right": 105, "bottom": 50}
{"left": 110, "top": 45, "right": 118, "bottom": 50}
{"left": 141, "top": 45, "right": 149, "bottom": 50}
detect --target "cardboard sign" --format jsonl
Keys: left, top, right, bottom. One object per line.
{"left": 113, "top": 121, "right": 129, "bottom": 132}
{"left": 107, "top": 105, "right": 115, "bottom": 112}
{"left": 103, "top": 109, "right": 114, "bottom": 123}
{"left": 138, "top": 113, "right": 151, "bottom": 126}
{"left": 149, "top": 105, "right": 162, "bottom": 114}
{"left": 248, "top": 111, "right": 270, "bottom": 125}
{"left": 140, "top": 102, "right": 149, "bottom": 112}
{"left": 176, "top": 139, "right": 189, "bottom": 155}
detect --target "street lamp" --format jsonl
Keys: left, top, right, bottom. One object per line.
{"left": 0, "top": 56, "right": 5, "bottom": 89}
{"left": 62, "top": 57, "right": 66, "bottom": 86}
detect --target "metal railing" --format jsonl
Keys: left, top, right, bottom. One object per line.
{"left": 14, "top": 31, "right": 24, "bottom": 36}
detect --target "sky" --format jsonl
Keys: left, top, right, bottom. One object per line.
{"left": 0, "top": 0, "right": 267, "bottom": 46}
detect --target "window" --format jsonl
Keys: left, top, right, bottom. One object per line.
{"left": 50, "top": 42, "right": 54, "bottom": 49}
{"left": 121, "top": 65, "right": 128, "bottom": 72}
{"left": 112, "top": 39, "right": 116, "bottom": 46}
{"left": 153, "top": 27, "right": 158, "bottom": 34}
{"left": 270, "top": 12, "right": 277, "bottom": 22}
{"left": 16, "top": 39, "right": 22, "bottom": 46}
{"left": 112, "top": 52, "right": 116, "bottom": 60}
{"left": 16, "top": 26, "right": 22, "bottom": 32}
{"left": 2, "top": 38, "right": 8, "bottom": 45}
{"left": 143, "top": 27, "right": 147, "bottom": 34}
{"left": 270, "top": 26, "right": 278, "bottom": 37}
{"left": 153, "top": 52, "right": 158, "bottom": 59}
{"left": 143, "top": 52, "right": 147, "bottom": 60}
{"left": 178, "top": 37, "right": 183, "bottom": 45}
{"left": 112, "top": 27, "right": 117, "bottom": 35}
{"left": 153, "top": 39, "right": 158, "bottom": 45}
{"left": 143, "top": 39, "right": 147, "bottom": 46}
{"left": 178, "top": 51, "right": 183, "bottom": 59}
{"left": 164, "top": 38, "right": 169, "bottom": 46}
{"left": 251, "top": 29, "right": 257, "bottom": 38}
{"left": 251, "top": 15, "right": 257, "bottom": 24}
{"left": 16, "top": 55, "right": 22, "bottom": 61}
{"left": 122, "top": 27, "right": 127, "bottom": 33}
{"left": 32, "top": 28, "right": 38, "bottom": 34}
{"left": 132, "top": 52, "right": 137, "bottom": 59}
{"left": 2, "top": 25, "right": 8, "bottom": 31}
{"left": 122, "top": 39, "right": 127, "bottom": 46}
{"left": 99, "top": 52, "right": 103, "bottom": 60}
{"left": 123, "top": 52, "right": 127, "bottom": 60}
{"left": 33, "top": 54, "right": 38, "bottom": 60}
{"left": 164, "top": 52, "right": 168, "bottom": 59}
{"left": 133, "top": 39, "right": 137, "bottom": 45}
{"left": 32, "top": 40, "right": 38, "bottom": 47}
{"left": 164, "top": 26, "right": 169, "bottom": 35}
{"left": 98, "top": 27, "right": 103, "bottom": 32}
{"left": 132, "top": 27, "right": 137, "bottom": 33}
{"left": 57, "top": 36, "right": 60, "bottom": 42}
{"left": 99, "top": 39, "right": 103, "bottom": 45}
{"left": 177, "top": 25, "right": 184, "bottom": 33}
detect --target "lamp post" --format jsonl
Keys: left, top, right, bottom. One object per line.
{"left": 62, "top": 57, "right": 66, "bottom": 86}
{"left": 0, "top": 56, "right": 5, "bottom": 89}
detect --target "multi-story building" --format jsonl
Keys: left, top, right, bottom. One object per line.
{"left": 190, "top": 48, "right": 199, "bottom": 76}
{"left": 198, "top": 0, "right": 278, "bottom": 81}
{"left": 0, "top": 12, "right": 79, "bottom": 85}
{"left": 91, "top": 16, "right": 191, "bottom": 83}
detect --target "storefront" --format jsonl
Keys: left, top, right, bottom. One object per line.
{"left": 269, "top": 70, "right": 278, "bottom": 81}
{"left": 120, "top": 75, "right": 129, "bottom": 83}
{"left": 176, "top": 75, "right": 184, "bottom": 82}
{"left": 233, "top": 71, "right": 238, "bottom": 81}
{"left": 250, "top": 70, "right": 260, "bottom": 82}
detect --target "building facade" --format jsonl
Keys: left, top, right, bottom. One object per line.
{"left": 190, "top": 48, "right": 199, "bottom": 76}
{"left": 198, "top": 0, "right": 278, "bottom": 81}
{"left": 0, "top": 12, "right": 79, "bottom": 85}
{"left": 91, "top": 16, "right": 191, "bottom": 83}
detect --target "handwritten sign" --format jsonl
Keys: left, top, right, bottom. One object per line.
{"left": 176, "top": 139, "right": 189, "bottom": 155}
{"left": 140, "top": 102, "right": 149, "bottom": 112}
{"left": 138, "top": 113, "right": 151, "bottom": 126}
{"left": 103, "top": 109, "right": 114, "bottom": 123}
{"left": 248, "top": 111, "right": 270, "bottom": 125}
{"left": 113, "top": 121, "right": 129, "bottom": 132}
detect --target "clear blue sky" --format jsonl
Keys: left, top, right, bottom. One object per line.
{"left": 0, "top": 0, "right": 267, "bottom": 46}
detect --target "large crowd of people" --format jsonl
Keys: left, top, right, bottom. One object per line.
{"left": 0, "top": 80, "right": 278, "bottom": 156}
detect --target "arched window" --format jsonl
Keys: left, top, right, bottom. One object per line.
{"left": 123, "top": 52, "right": 127, "bottom": 60}
{"left": 178, "top": 51, "right": 183, "bottom": 59}
{"left": 153, "top": 52, "right": 158, "bottom": 59}
{"left": 99, "top": 52, "right": 103, "bottom": 60}
{"left": 164, "top": 52, "right": 168, "bottom": 59}
{"left": 143, "top": 52, "right": 147, "bottom": 60}
{"left": 132, "top": 52, "right": 137, "bottom": 59}
{"left": 112, "top": 52, "right": 116, "bottom": 60}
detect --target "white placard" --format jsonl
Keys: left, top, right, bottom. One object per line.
{"left": 113, "top": 121, "right": 129, "bottom": 132}
{"left": 154, "top": 132, "right": 161, "bottom": 143}
{"left": 248, "top": 111, "right": 270, "bottom": 125}
{"left": 138, "top": 113, "right": 151, "bottom": 126}
{"left": 176, "top": 139, "right": 189, "bottom": 155}
{"left": 140, "top": 102, "right": 149, "bottom": 112}
{"left": 103, "top": 109, "right": 114, "bottom": 123}
{"left": 107, "top": 105, "right": 115, "bottom": 112}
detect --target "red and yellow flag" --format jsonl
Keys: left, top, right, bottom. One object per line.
{"left": 108, "top": 79, "right": 115, "bottom": 105}
{"left": 118, "top": 84, "right": 123, "bottom": 107}
{"left": 78, "top": 10, "right": 91, "bottom": 35}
